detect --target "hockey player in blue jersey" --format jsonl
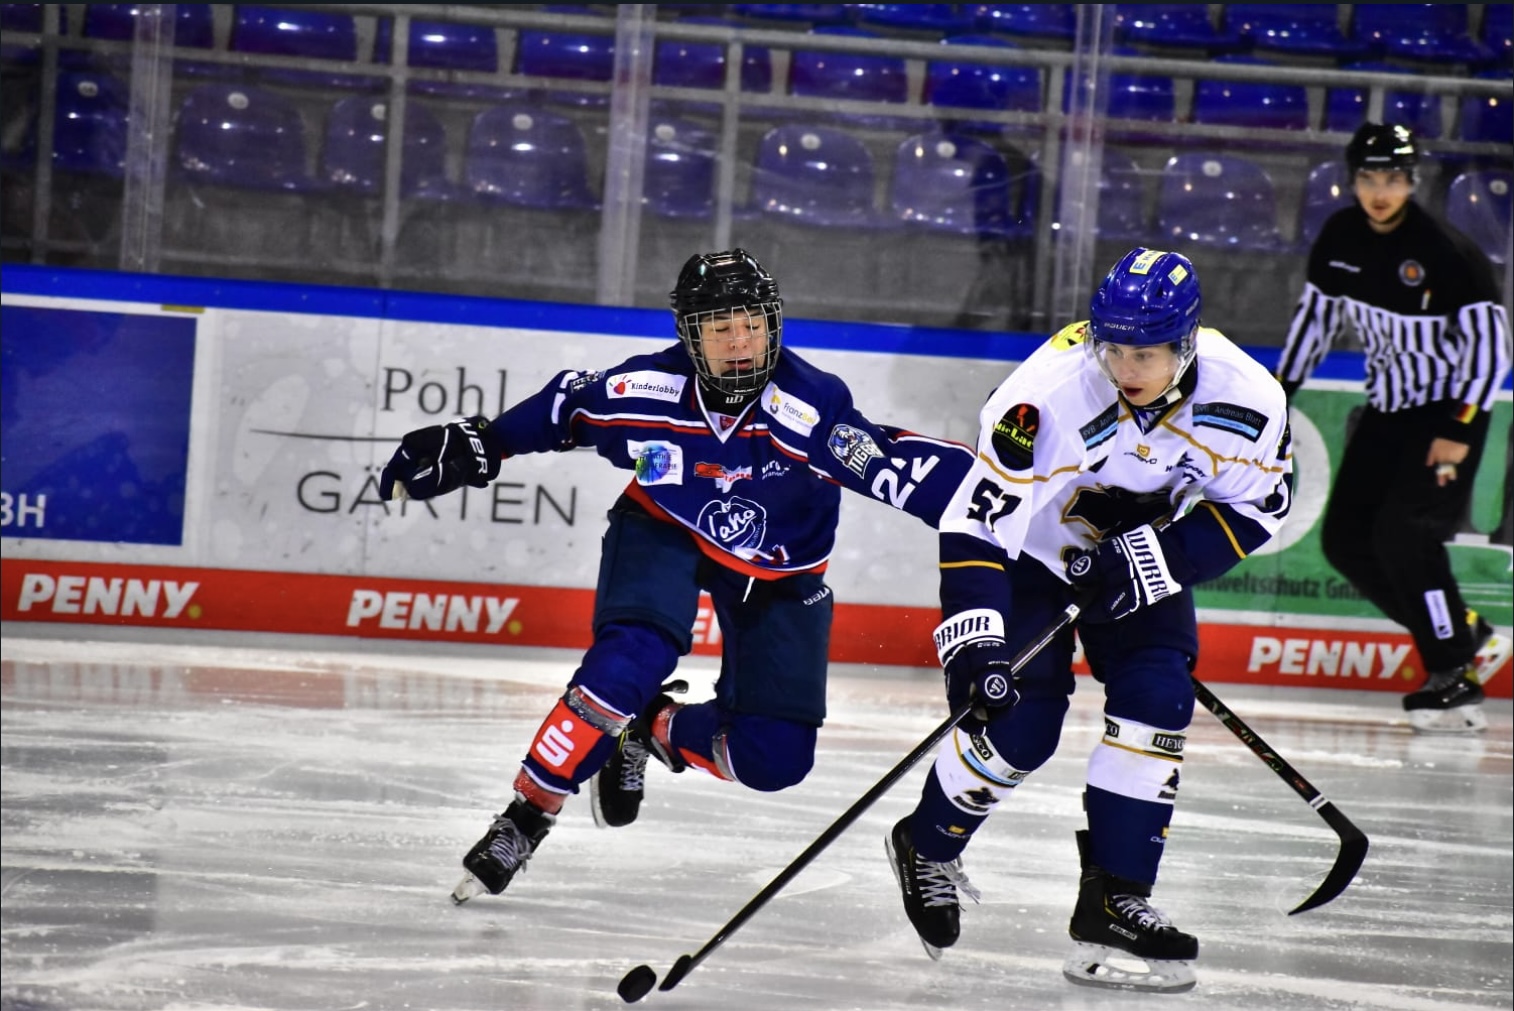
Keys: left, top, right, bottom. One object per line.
{"left": 884, "top": 248, "right": 1294, "bottom": 992}
{"left": 377, "top": 249, "right": 973, "bottom": 903}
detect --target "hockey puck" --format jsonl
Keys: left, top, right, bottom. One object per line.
{"left": 618, "top": 964, "right": 658, "bottom": 1004}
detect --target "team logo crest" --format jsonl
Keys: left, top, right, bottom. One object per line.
{"left": 828, "top": 424, "right": 884, "bottom": 477}
{"left": 697, "top": 495, "right": 767, "bottom": 553}
{"left": 1398, "top": 259, "right": 1425, "bottom": 287}
{"left": 694, "top": 462, "right": 752, "bottom": 493}
{"left": 991, "top": 403, "right": 1038, "bottom": 470}
{"left": 630, "top": 440, "right": 683, "bottom": 485}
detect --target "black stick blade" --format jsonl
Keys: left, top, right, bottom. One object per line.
{"left": 618, "top": 965, "right": 658, "bottom": 1004}
{"left": 658, "top": 954, "right": 695, "bottom": 992}
{"left": 1289, "top": 807, "right": 1370, "bottom": 915}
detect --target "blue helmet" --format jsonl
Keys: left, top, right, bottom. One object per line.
{"left": 1086, "top": 247, "right": 1201, "bottom": 401}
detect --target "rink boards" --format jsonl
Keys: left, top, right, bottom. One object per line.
{"left": 2, "top": 267, "right": 1510, "bottom": 697}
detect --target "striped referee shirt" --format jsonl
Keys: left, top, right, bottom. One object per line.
{"left": 1279, "top": 201, "right": 1510, "bottom": 436}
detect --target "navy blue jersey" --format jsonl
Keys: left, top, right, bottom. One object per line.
{"left": 490, "top": 344, "right": 973, "bottom": 579}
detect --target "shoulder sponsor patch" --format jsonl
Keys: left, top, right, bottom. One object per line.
{"left": 566, "top": 370, "right": 603, "bottom": 394}
{"left": 991, "top": 403, "right": 1038, "bottom": 470}
{"left": 828, "top": 423, "right": 884, "bottom": 477}
{"left": 1079, "top": 403, "right": 1118, "bottom": 450}
{"left": 629, "top": 440, "right": 683, "bottom": 485}
{"left": 607, "top": 370, "right": 687, "bottom": 402}
{"left": 1050, "top": 320, "right": 1088, "bottom": 351}
{"left": 762, "top": 384, "right": 821, "bottom": 437}
{"left": 1192, "top": 401, "right": 1269, "bottom": 442}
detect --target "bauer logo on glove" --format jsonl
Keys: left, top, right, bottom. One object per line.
{"left": 379, "top": 415, "right": 504, "bottom": 502}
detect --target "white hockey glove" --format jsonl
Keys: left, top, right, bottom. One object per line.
{"left": 1064, "top": 523, "right": 1182, "bottom": 624}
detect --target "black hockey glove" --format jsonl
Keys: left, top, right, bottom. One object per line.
{"left": 379, "top": 415, "right": 503, "bottom": 501}
{"left": 1064, "top": 523, "right": 1183, "bottom": 624}
{"left": 934, "top": 609, "right": 1020, "bottom": 723}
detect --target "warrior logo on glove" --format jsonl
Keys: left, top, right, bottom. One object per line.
{"left": 379, "top": 415, "right": 504, "bottom": 502}
{"left": 980, "top": 671, "right": 1012, "bottom": 704}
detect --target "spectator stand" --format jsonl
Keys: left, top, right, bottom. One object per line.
{"left": 0, "top": 4, "right": 1508, "bottom": 342}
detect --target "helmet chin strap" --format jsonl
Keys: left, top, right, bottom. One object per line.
{"left": 1124, "top": 354, "right": 1199, "bottom": 414}
{"left": 696, "top": 375, "right": 762, "bottom": 412}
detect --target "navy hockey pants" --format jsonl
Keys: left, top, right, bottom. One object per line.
{"left": 913, "top": 557, "right": 1197, "bottom": 885}
{"left": 521, "top": 495, "right": 831, "bottom": 798}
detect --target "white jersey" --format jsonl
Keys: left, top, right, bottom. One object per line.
{"left": 942, "top": 322, "right": 1293, "bottom": 578}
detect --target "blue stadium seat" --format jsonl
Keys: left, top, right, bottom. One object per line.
{"left": 515, "top": 15, "right": 615, "bottom": 107}
{"left": 890, "top": 130, "right": 1012, "bottom": 236}
{"left": 1325, "top": 63, "right": 1442, "bottom": 139}
{"left": 321, "top": 97, "right": 452, "bottom": 198}
{"left": 790, "top": 25, "right": 909, "bottom": 101}
{"left": 6, "top": 68, "right": 133, "bottom": 176}
{"left": 653, "top": 17, "right": 773, "bottom": 94}
{"left": 1157, "top": 152, "right": 1283, "bottom": 250}
{"left": 1225, "top": 4, "right": 1368, "bottom": 60}
{"left": 1015, "top": 151, "right": 1148, "bottom": 242}
{"left": 1483, "top": 4, "right": 1512, "bottom": 67}
{"left": 1445, "top": 169, "right": 1512, "bottom": 265}
{"left": 1460, "top": 70, "right": 1514, "bottom": 145}
{"left": 230, "top": 5, "right": 376, "bottom": 90}
{"left": 1297, "top": 160, "right": 1353, "bottom": 250}
{"left": 1063, "top": 47, "right": 1175, "bottom": 126}
{"left": 1091, "top": 153, "right": 1148, "bottom": 242}
{"left": 1113, "top": 4, "right": 1240, "bottom": 51}
{"left": 731, "top": 5, "right": 854, "bottom": 27}
{"left": 751, "top": 123, "right": 879, "bottom": 226}
{"left": 173, "top": 83, "right": 313, "bottom": 191}
{"left": 375, "top": 17, "right": 496, "bottom": 72}
{"left": 644, "top": 116, "right": 717, "bottom": 219}
{"left": 51, "top": 69, "right": 131, "bottom": 176}
{"left": 1191, "top": 55, "right": 1308, "bottom": 132}
{"left": 1, "top": 4, "right": 43, "bottom": 31}
{"left": 232, "top": 4, "right": 355, "bottom": 60}
{"left": 464, "top": 104, "right": 598, "bottom": 209}
{"left": 925, "top": 34, "right": 1040, "bottom": 124}
{"left": 1353, "top": 4, "right": 1487, "bottom": 63}
{"left": 851, "top": 5, "right": 978, "bottom": 36}
{"left": 83, "top": 5, "right": 214, "bottom": 48}
{"left": 373, "top": 17, "right": 512, "bottom": 99}
{"left": 971, "top": 4, "right": 1075, "bottom": 41}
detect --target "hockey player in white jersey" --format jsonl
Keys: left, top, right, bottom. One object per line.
{"left": 885, "top": 248, "right": 1294, "bottom": 992}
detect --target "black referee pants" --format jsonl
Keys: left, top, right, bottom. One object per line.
{"left": 1320, "top": 402, "right": 1489, "bottom": 673}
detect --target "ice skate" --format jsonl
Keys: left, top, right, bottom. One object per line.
{"left": 1063, "top": 830, "right": 1197, "bottom": 993}
{"left": 451, "top": 797, "right": 556, "bottom": 904}
{"left": 590, "top": 684, "right": 687, "bottom": 829}
{"left": 1403, "top": 661, "right": 1487, "bottom": 734}
{"left": 884, "top": 816, "right": 981, "bottom": 960}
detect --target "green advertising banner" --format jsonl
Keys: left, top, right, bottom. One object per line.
{"left": 1194, "top": 385, "right": 1513, "bottom": 630}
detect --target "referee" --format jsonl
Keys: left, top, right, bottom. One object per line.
{"left": 1278, "top": 122, "right": 1512, "bottom": 733}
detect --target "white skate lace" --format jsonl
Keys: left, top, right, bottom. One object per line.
{"left": 619, "top": 737, "right": 651, "bottom": 791}
{"left": 916, "top": 856, "right": 983, "bottom": 908}
{"left": 485, "top": 816, "right": 535, "bottom": 874}
{"left": 1110, "top": 893, "right": 1173, "bottom": 931}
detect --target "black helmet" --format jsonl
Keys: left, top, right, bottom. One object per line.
{"left": 1346, "top": 122, "right": 1419, "bottom": 182}
{"left": 670, "top": 249, "right": 782, "bottom": 402}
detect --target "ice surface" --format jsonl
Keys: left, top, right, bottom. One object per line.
{"left": 2, "top": 629, "right": 1510, "bottom": 1011}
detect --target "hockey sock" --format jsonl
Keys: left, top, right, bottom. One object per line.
{"left": 910, "top": 769, "right": 990, "bottom": 863}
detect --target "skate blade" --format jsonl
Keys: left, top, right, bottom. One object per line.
{"left": 451, "top": 872, "right": 489, "bottom": 905}
{"left": 1408, "top": 705, "right": 1488, "bottom": 734}
{"left": 589, "top": 774, "right": 609, "bottom": 829}
{"left": 1062, "top": 942, "right": 1196, "bottom": 993}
